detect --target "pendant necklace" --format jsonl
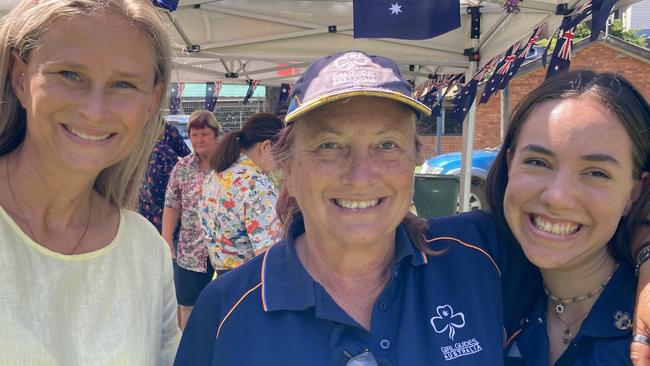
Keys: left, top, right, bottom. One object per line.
{"left": 543, "top": 264, "right": 618, "bottom": 315}
{"left": 5, "top": 157, "right": 92, "bottom": 255}
{"left": 552, "top": 309, "right": 590, "bottom": 344}
{"left": 544, "top": 264, "right": 618, "bottom": 344}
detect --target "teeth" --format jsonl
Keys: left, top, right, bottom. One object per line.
{"left": 532, "top": 215, "right": 580, "bottom": 235}
{"left": 335, "top": 199, "right": 380, "bottom": 209}
{"left": 65, "top": 125, "right": 112, "bottom": 141}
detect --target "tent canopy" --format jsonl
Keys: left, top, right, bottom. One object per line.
{"left": 168, "top": 0, "right": 571, "bottom": 85}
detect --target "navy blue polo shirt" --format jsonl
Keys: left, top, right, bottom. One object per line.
{"left": 504, "top": 262, "right": 636, "bottom": 366}
{"left": 428, "top": 211, "right": 541, "bottom": 338}
{"left": 174, "top": 214, "right": 508, "bottom": 365}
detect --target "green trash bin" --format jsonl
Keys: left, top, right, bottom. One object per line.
{"left": 412, "top": 174, "right": 459, "bottom": 218}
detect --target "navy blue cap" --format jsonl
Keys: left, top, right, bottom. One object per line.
{"left": 285, "top": 51, "right": 432, "bottom": 123}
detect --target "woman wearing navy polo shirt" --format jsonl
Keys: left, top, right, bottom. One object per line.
{"left": 175, "top": 51, "right": 509, "bottom": 365}
{"left": 491, "top": 71, "right": 650, "bottom": 365}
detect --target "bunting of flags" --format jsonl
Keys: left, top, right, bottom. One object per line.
{"left": 590, "top": 0, "right": 618, "bottom": 42}
{"left": 278, "top": 83, "right": 292, "bottom": 107}
{"left": 418, "top": 73, "right": 464, "bottom": 117}
{"left": 205, "top": 81, "right": 223, "bottom": 112}
{"left": 353, "top": 0, "right": 460, "bottom": 40}
{"left": 169, "top": 81, "right": 184, "bottom": 114}
{"left": 479, "top": 42, "right": 520, "bottom": 105}
{"left": 151, "top": 0, "right": 178, "bottom": 11}
{"left": 500, "top": 24, "right": 545, "bottom": 89}
{"left": 448, "top": 58, "right": 498, "bottom": 125}
{"left": 545, "top": 2, "right": 593, "bottom": 79}
{"left": 243, "top": 80, "right": 259, "bottom": 105}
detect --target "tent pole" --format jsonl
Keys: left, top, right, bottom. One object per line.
{"left": 436, "top": 88, "right": 443, "bottom": 155}
{"left": 458, "top": 61, "right": 478, "bottom": 212}
{"left": 500, "top": 86, "right": 510, "bottom": 142}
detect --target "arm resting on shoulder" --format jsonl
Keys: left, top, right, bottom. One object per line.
{"left": 631, "top": 221, "right": 650, "bottom": 365}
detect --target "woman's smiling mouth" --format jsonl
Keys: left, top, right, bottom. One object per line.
{"left": 63, "top": 124, "right": 114, "bottom": 141}
{"left": 333, "top": 198, "right": 381, "bottom": 209}
{"left": 530, "top": 214, "right": 581, "bottom": 236}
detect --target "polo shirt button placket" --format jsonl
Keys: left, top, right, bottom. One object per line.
{"left": 378, "top": 302, "right": 388, "bottom": 312}
{"left": 379, "top": 339, "right": 391, "bottom": 350}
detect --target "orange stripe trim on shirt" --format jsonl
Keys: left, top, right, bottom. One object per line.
{"left": 424, "top": 236, "right": 501, "bottom": 276}
{"left": 261, "top": 249, "right": 271, "bottom": 311}
{"left": 505, "top": 327, "right": 523, "bottom": 347}
{"left": 216, "top": 282, "right": 262, "bottom": 339}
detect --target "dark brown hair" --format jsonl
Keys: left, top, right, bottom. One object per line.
{"left": 485, "top": 70, "right": 650, "bottom": 263}
{"left": 211, "top": 112, "right": 284, "bottom": 173}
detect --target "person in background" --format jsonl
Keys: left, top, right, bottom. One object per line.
{"left": 200, "top": 112, "right": 283, "bottom": 276}
{"left": 0, "top": 0, "right": 180, "bottom": 364}
{"left": 163, "top": 109, "right": 221, "bottom": 331}
{"left": 139, "top": 123, "right": 190, "bottom": 232}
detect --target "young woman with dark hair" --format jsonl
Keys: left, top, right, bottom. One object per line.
{"left": 200, "top": 112, "right": 284, "bottom": 275}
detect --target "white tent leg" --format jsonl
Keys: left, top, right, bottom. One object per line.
{"left": 458, "top": 61, "right": 478, "bottom": 212}
{"left": 500, "top": 86, "right": 510, "bottom": 142}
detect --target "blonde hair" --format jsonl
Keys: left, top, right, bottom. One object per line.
{"left": 0, "top": 0, "right": 172, "bottom": 208}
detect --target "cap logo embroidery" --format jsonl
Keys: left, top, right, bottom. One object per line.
{"left": 332, "top": 52, "right": 376, "bottom": 87}
{"left": 334, "top": 52, "right": 370, "bottom": 70}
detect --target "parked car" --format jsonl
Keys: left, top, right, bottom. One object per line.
{"left": 418, "top": 146, "right": 500, "bottom": 210}
{"left": 163, "top": 114, "right": 191, "bottom": 150}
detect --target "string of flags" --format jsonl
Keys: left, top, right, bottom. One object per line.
{"left": 544, "top": 0, "right": 618, "bottom": 79}
{"left": 416, "top": 74, "right": 464, "bottom": 118}
{"left": 278, "top": 83, "right": 292, "bottom": 107}
{"left": 479, "top": 42, "right": 521, "bottom": 105}
{"left": 169, "top": 81, "right": 184, "bottom": 114}
{"left": 447, "top": 57, "right": 499, "bottom": 125}
{"left": 205, "top": 81, "right": 223, "bottom": 112}
{"left": 151, "top": 0, "right": 178, "bottom": 11}
{"left": 242, "top": 80, "right": 259, "bottom": 105}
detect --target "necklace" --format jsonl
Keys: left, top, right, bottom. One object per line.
{"left": 552, "top": 308, "right": 590, "bottom": 344}
{"left": 5, "top": 157, "right": 92, "bottom": 255}
{"left": 543, "top": 264, "right": 618, "bottom": 315}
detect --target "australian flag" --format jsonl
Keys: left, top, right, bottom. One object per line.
{"left": 152, "top": 0, "right": 178, "bottom": 11}
{"left": 278, "top": 83, "right": 291, "bottom": 106}
{"left": 546, "top": 5, "right": 591, "bottom": 79}
{"left": 205, "top": 81, "right": 223, "bottom": 112}
{"left": 499, "top": 25, "right": 545, "bottom": 89}
{"left": 169, "top": 81, "right": 183, "bottom": 114}
{"left": 479, "top": 42, "right": 520, "bottom": 105}
{"left": 590, "top": 0, "right": 618, "bottom": 41}
{"left": 448, "top": 58, "right": 497, "bottom": 124}
{"left": 353, "top": 0, "right": 461, "bottom": 40}
{"left": 243, "top": 80, "right": 259, "bottom": 105}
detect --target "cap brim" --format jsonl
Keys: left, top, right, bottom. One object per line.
{"left": 284, "top": 89, "right": 432, "bottom": 123}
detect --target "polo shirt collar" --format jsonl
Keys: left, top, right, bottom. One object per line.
{"left": 524, "top": 261, "right": 635, "bottom": 339}
{"left": 261, "top": 217, "right": 427, "bottom": 312}
{"left": 578, "top": 261, "right": 635, "bottom": 339}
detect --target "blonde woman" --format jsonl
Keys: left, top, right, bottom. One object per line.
{"left": 0, "top": 0, "right": 179, "bottom": 364}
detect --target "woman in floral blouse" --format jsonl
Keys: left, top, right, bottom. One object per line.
{"left": 200, "top": 113, "right": 284, "bottom": 274}
{"left": 163, "top": 109, "right": 220, "bottom": 330}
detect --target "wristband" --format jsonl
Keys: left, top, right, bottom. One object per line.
{"left": 635, "top": 241, "right": 650, "bottom": 276}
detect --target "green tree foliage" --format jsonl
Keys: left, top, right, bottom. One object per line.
{"left": 537, "top": 20, "right": 647, "bottom": 50}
